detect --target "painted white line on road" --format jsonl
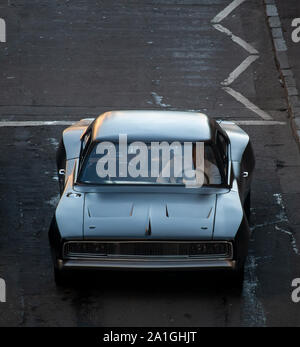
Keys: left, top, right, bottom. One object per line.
{"left": 222, "top": 55, "right": 259, "bottom": 86}
{"left": 0, "top": 120, "right": 286, "bottom": 127}
{"left": 211, "top": 0, "right": 247, "bottom": 24}
{"left": 211, "top": 1, "right": 274, "bottom": 121}
{"left": 213, "top": 24, "right": 259, "bottom": 55}
{"left": 235, "top": 120, "right": 286, "bottom": 125}
{"left": 223, "top": 87, "right": 273, "bottom": 120}
{"left": 212, "top": 0, "right": 266, "bottom": 326}
{"left": 0, "top": 121, "right": 74, "bottom": 127}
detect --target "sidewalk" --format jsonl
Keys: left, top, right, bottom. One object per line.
{"left": 276, "top": 0, "right": 300, "bottom": 92}
{"left": 264, "top": 0, "right": 300, "bottom": 144}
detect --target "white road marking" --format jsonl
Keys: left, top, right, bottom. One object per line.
{"left": 223, "top": 87, "right": 273, "bottom": 120}
{"left": 222, "top": 55, "right": 259, "bottom": 86}
{"left": 212, "top": 0, "right": 273, "bottom": 121}
{"left": 213, "top": 24, "right": 259, "bottom": 55}
{"left": 211, "top": 0, "right": 247, "bottom": 24}
{"left": 235, "top": 120, "right": 286, "bottom": 125}
{"left": 0, "top": 119, "right": 286, "bottom": 127}
{"left": 0, "top": 121, "right": 74, "bottom": 127}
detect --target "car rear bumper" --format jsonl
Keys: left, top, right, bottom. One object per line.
{"left": 57, "top": 258, "right": 236, "bottom": 271}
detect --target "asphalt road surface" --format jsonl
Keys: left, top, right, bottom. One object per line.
{"left": 0, "top": 0, "right": 300, "bottom": 327}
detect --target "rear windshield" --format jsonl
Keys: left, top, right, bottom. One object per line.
{"left": 78, "top": 141, "right": 226, "bottom": 187}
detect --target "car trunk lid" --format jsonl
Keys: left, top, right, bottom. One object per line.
{"left": 83, "top": 192, "right": 216, "bottom": 240}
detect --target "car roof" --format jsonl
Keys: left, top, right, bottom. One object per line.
{"left": 91, "top": 110, "right": 217, "bottom": 142}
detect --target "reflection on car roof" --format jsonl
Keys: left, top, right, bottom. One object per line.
{"left": 92, "top": 110, "right": 215, "bottom": 143}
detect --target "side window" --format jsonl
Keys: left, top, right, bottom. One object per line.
{"left": 80, "top": 131, "right": 91, "bottom": 168}
{"left": 216, "top": 132, "right": 228, "bottom": 172}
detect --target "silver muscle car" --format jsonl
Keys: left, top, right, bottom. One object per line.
{"left": 49, "top": 110, "right": 255, "bottom": 286}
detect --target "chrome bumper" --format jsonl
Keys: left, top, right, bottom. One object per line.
{"left": 57, "top": 258, "right": 236, "bottom": 270}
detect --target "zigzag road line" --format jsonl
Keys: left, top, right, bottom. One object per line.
{"left": 212, "top": 0, "right": 247, "bottom": 24}
{"left": 213, "top": 24, "right": 258, "bottom": 55}
{"left": 213, "top": 2, "right": 268, "bottom": 325}
{"left": 222, "top": 55, "right": 259, "bottom": 86}
{"left": 223, "top": 87, "right": 273, "bottom": 120}
{"left": 212, "top": 0, "right": 272, "bottom": 121}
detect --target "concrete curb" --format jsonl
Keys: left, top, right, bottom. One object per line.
{"left": 263, "top": 0, "right": 300, "bottom": 143}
